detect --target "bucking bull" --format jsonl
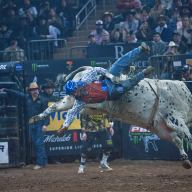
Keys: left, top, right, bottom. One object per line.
{"left": 30, "top": 66, "right": 192, "bottom": 169}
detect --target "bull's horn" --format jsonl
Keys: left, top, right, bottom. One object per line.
{"left": 65, "top": 66, "right": 92, "bottom": 81}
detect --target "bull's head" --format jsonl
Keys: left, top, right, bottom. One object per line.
{"left": 55, "top": 66, "right": 92, "bottom": 92}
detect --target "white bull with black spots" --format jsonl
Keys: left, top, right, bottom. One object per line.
{"left": 31, "top": 67, "right": 192, "bottom": 169}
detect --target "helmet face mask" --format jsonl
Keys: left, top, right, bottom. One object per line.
{"left": 64, "top": 80, "right": 76, "bottom": 95}
{"left": 64, "top": 80, "right": 85, "bottom": 95}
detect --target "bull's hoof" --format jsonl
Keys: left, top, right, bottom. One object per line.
{"left": 182, "top": 160, "right": 192, "bottom": 169}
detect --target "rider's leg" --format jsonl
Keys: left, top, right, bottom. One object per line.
{"left": 107, "top": 65, "right": 153, "bottom": 100}
{"left": 121, "top": 66, "right": 154, "bottom": 90}
{"left": 109, "top": 42, "right": 150, "bottom": 76}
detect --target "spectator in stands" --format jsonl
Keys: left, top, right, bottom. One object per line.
{"left": 136, "top": 21, "right": 152, "bottom": 42}
{"left": 90, "top": 20, "right": 110, "bottom": 45}
{"left": 17, "top": 16, "right": 34, "bottom": 44}
{"left": 120, "top": 10, "right": 139, "bottom": 34}
{"left": 41, "top": 79, "right": 58, "bottom": 103}
{"left": 18, "top": 0, "right": 38, "bottom": 19}
{"left": 0, "top": 23, "right": 13, "bottom": 50}
{"left": 189, "top": 67, "right": 192, "bottom": 80}
{"left": 34, "top": 17, "right": 61, "bottom": 44}
{"left": 87, "top": 34, "right": 97, "bottom": 46}
{"left": 117, "top": 0, "right": 142, "bottom": 12}
{"left": 138, "top": 6, "right": 156, "bottom": 29}
{"left": 124, "top": 30, "right": 138, "bottom": 44}
{"left": 177, "top": 16, "right": 192, "bottom": 48}
{"left": 48, "top": 8, "right": 64, "bottom": 35}
{"left": 111, "top": 25, "right": 127, "bottom": 43}
{"left": 167, "top": 7, "right": 181, "bottom": 32}
{"left": 187, "top": 0, "right": 192, "bottom": 16}
{"left": 3, "top": 39, "right": 26, "bottom": 61}
{"left": 39, "top": 1, "right": 51, "bottom": 18}
{"left": 182, "top": 65, "right": 191, "bottom": 81}
{"left": 3, "top": 8, "right": 20, "bottom": 33}
{"left": 150, "top": 0, "right": 165, "bottom": 22}
{"left": 57, "top": 0, "right": 75, "bottom": 37}
{"left": 151, "top": 32, "right": 167, "bottom": 55}
{"left": 1, "top": 0, "right": 17, "bottom": 15}
{"left": 172, "top": 30, "right": 188, "bottom": 54}
{"left": 154, "top": 15, "right": 173, "bottom": 42}
{"left": 164, "top": 41, "right": 179, "bottom": 55}
{"left": 34, "top": 17, "right": 49, "bottom": 39}
{"left": 160, "top": 0, "right": 173, "bottom": 13}
{"left": 102, "top": 12, "right": 115, "bottom": 34}
{"left": 160, "top": 41, "right": 179, "bottom": 80}
{"left": 179, "top": 4, "right": 191, "bottom": 17}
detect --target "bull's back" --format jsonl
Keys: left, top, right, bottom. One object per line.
{"left": 106, "top": 79, "right": 158, "bottom": 127}
{"left": 106, "top": 79, "right": 192, "bottom": 128}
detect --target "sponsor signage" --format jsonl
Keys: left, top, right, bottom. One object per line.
{"left": 44, "top": 131, "right": 103, "bottom": 155}
{"left": 0, "top": 142, "right": 9, "bottom": 164}
{"left": 46, "top": 102, "right": 81, "bottom": 131}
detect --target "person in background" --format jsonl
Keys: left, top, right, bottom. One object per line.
{"left": 172, "top": 30, "right": 187, "bottom": 54}
{"left": 1, "top": 82, "right": 49, "bottom": 170}
{"left": 18, "top": 0, "right": 38, "bottom": 19}
{"left": 87, "top": 34, "right": 97, "bottom": 46}
{"left": 41, "top": 79, "right": 58, "bottom": 103}
{"left": 3, "top": 39, "right": 26, "bottom": 61}
{"left": 78, "top": 110, "right": 114, "bottom": 174}
{"left": 151, "top": 32, "right": 167, "bottom": 55}
{"left": 110, "top": 25, "right": 127, "bottom": 43}
{"left": 124, "top": 30, "right": 138, "bottom": 44}
{"left": 154, "top": 15, "right": 173, "bottom": 42}
{"left": 120, "top": 10, "right": 139, "bottom": 34}
{"left": 160, "top": 41, "right": 179, "bottom": 80}
{"left": 102, "top": 12, "right": 115, "bottom": 35}
{"left": 90, "top": 20, "right": 110, "bottom": 45}
{"left": 136, "top": 21, "right": 152, "bottom": 42}
{"left": 27, "top": 82, "right": 49, "bottom": 170}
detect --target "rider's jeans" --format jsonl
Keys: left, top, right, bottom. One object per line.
{"left": 105, "top": 71, "right": 145, "bottom": 100}
{"left": 109, "top": 47, "right": 143, "bottom": 76}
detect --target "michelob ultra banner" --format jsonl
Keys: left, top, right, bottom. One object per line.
{"left": 47, "top": 102, "right": 81, "bottom": 131}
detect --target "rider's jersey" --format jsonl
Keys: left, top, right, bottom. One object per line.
{"left": 63, "top": 67, "right": 110, "bottom": 128}
{"left": 75, "top": 81, "right": 109, "bottom": 103}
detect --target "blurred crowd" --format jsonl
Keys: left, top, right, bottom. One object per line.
{"left": 0, "top": 0, "right": 192, "bottom": 80}
{"left": 88, "top": 0, "right": 192, "bottom": 55}
{"left": 0, "top": 0, "right": 89, "bottom": 52}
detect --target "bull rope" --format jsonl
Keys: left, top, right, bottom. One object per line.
{"left": 144, "top": 80, "right": 160, "bottom": 130}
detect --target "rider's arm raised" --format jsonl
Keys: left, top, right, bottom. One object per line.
{"left": 62, "top": 100, "right": 85, "bottom": 129}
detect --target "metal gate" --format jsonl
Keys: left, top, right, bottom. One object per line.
{"left": 0, "top": 61, "right": 26, "bottom": 167}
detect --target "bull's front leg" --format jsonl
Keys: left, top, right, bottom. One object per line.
{"left": 29, "top": 100, "right": 67, "bottom": 124}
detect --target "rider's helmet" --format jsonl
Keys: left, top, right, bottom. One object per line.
{"left": 64, "top": 80, "right": 85, "bottom": 95}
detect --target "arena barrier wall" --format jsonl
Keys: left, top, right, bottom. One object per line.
{"left": 0, "top": 61, "right": 26, "bottom": 167}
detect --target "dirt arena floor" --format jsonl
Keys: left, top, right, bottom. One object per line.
{"left": 0, "top": 160, "right": 192, "bottom": 192}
